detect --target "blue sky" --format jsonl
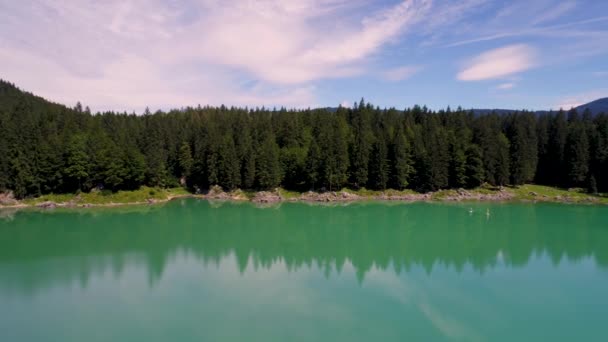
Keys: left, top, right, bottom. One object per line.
{"left": 1, "top": 0, "right": 607, "bottom": 112}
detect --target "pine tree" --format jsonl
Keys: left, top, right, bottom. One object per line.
{"left": 305, "top": 139, "right": 321, "bottom": 190}
{"left": 565, "top": 122, "right": 589, "bottom": 186}
{"left": 123, "top": 146, "right": 146, "bottom": 189}
{"left": 369, "top": 139, "right": 389, "bottom": 190}
{"left": 496, "top": 133, "right": 511, "bottom": 186}
{"left": 255, "top": 135, "right": 281, "bottom": 189}
{"left": 217, "top": 135, "right": 240, "bottom": 190}
{"left": 0, "top": 110, "right": 9, "bottom": 191}
{"left": 508, "top": 113, "right": 538, "bottom": 185}
{"left": 465, "top": 144, "right": 484, "bottom": 188}
{"left": 548, "top": 110, "right": 568, "bottom": 185}
{"left": 389, "top": 124, "right": 413, "bottom": 189}
{"left": 450, "top": 147, "right": 468, "bottom": 188}
{"left": 178, "top": 142, "right": 194, "bottom": 179}
{"left": 588, "top": 174, "right": 598, "bottom": 194}
{"left": 64, "top": 134, "right": 90, "bottom": 191}
{"left": 349, "top": 99, "right": 373, "bottom": 188}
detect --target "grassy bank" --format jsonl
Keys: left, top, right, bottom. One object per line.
{"left": 507, "top": 184, "right": 608, "bottom": 204}
{"left": 2, "top": 184, "right": 607, "bottom": 209}
{"left": 21, "top": 187, "right": 192, "bottom": 206}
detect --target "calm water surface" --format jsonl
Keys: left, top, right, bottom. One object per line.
{"left": 1, "top": 200, "right": 607, "bottom": 341}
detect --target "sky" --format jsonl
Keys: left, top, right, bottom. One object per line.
{"left": 1, "top": 0, "right": 607, "bottom": 113}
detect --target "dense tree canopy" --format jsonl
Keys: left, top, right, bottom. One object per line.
{"left": 1, "top": 80, "right": 607, "bottom": 198}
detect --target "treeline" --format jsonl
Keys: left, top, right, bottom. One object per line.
{"left": 0, "top": 80, "right": 607, "bottom": 198}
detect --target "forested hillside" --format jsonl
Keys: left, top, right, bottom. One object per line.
{"left": 1, "top": 79, "right": 607, "bottom": 198}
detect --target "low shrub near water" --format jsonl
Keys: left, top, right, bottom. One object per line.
{"left": 19, "top": 187, "right": 191, "bottom": 206}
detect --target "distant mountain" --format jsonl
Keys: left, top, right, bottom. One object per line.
{"left": 1, "top": 78, "right": 606, "bottom": 116}
{"left": 471, "top": 98, "right": 607, "bottom": 116}
{"left": 0, "top": 79, "right": 68, "bottom": 114}
{"left": 327, "top": 98, "right": 607, "bottom": 117}
{"left": 576, "top": 98, "right": 608, "bottom": 115}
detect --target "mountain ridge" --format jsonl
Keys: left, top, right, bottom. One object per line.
{"left": 1, "top": 79, "right": 606, "bottom": 115}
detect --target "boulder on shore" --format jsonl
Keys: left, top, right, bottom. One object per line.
{"left": 299, "top": 191, "right": 362, "bottom": 202}
{"left": 206, "top": 185, "right": 231, "bottom": 200}
{"left": 36, "top": 201, "right": 57, "bottom": 209}
{"left": 0, "top": 191, "right": 18, "bottom": 206}
{"left": 252, "top": 190, "right": 282, "bottom": 203}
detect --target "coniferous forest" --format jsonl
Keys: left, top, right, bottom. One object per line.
{"left": 1, "top": 80, "right": 607, "bottom": 199}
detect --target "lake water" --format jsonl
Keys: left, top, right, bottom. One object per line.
{"left": 1, "top": 200, "right": 607, "bottom": 341}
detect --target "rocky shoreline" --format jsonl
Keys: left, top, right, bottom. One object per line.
{"left": 206, "top": 186, "right": 541, "bottom": 203}
{"left": 0, "top": 186, "right": 605, "bottom": 210}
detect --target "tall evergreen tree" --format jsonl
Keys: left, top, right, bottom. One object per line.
{"left": 507, "top": 113, "right": 538, "bottom": 185}
{"left": 217, "top": 135, "right": 240, "bottom": 190}
{"left": 565, "top": 122, "right": 590, "bottom": 186}
{"left": 178, "top": 142, "right": 194, "bottom": 180}
{"left": 64, "top": 134, "right": 90, "bottom": 192}
{"left": 465, "top": 144, "right": 485, "bottom": 188}
{"left": 389, "top": 124, "right": 413, "bottom": 190}
{"left": 547, "top": 110, "right": 568, "bottom": 185}
{"left": 369, "top": 139, "right": 389, "bottom": 190}
{"left": 255, "top": 135, "right": 282, "bottom": 190}
{"left": 349, "top": 99, "right": 373, "bottom": 188}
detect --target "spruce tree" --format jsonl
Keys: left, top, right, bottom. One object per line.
{"left": 64, "top": 134, "right": 90, "bottom": 192}
{"left": 255, "top": 135, "right": 281, "bottom": 190}
{"left": 178, "top": 142, "right": 194, "bottom": 179}
{"left": 349, "top": 99, "right": 373, "bottom": 188}
{"left": 465, "top": 144, "right": 484, "bottom": 188}
{"left": 565, "top": 122, "right": 590, "bottom": 187}
{"left": 369, "top": 139, "right": 389, "bottom": 190}
{"left": 389, "top": 124, "right": 413, "bottom": 189}
{"left": 217, "top": 135, "right": 240, "bottom": 190}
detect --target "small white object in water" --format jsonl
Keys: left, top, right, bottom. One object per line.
{"left": 469, "top": 208, "right": 473, "bottom": 215}
{"left": 486, "top": 208, "right": 490, "bottom": 217}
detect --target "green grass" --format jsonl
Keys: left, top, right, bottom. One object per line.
{"left": 22, "top": 187, "right": 191, "bottom": 206}
{"left": 277, "top": 188, "right": 302, "bottom": 199}
{"left": 431, "top": 184, "right": 499, "bottom": 200}
{"left": 430, "top": 189, "right": 458, "bottom": 200}
{"left": 9, "top": 184, "right": 608, "bottom": 207}
{"left": 509, "top": 184, "right": 608, "bottom": 203}
{"left": 340, "top": 187, "right": 418, "bottom": 198}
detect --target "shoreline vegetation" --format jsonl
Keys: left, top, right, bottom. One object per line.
{"left": 2, "top": 81, "right": 608, "bottom": 206}
{"left": 1, "top": 184, "right": 607, "bottom": 210}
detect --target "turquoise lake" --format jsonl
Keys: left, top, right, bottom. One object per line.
{"left": 1, "top": 200, "right": 607, "bottom": 341}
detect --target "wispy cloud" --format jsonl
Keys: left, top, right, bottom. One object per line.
{"left": 497, "top": 82, "right": 515, "bottom": 90}
{"left": 444, "top": 3, "right": 608, "bottom": 48}
{"left": 0, "top": 0, "right": 438, "bottom": 111}
{"left": 1, "top": 0, "right": 606, "bottom": 111}
{"left": 381, "top": 66, "right": 422, "bottom": 81}
{"left": 531, "top": 1, "right": 577, "bottom": 25}
{"left": 457, "top": 44, "right": 537, "bottom": 81}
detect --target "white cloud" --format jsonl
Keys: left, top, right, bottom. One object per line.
{"left": 496, "top": 82, "right": 515, "bottom": 90}
{"left": 381, "top": 66, "right": 422, "bottom": 81}
{"left": 457, "top": 44, "right": 537, "bottom": 81}
{"left": 0, "top": 48, "right": 317, "bottom": 113}
{"left": 0, "top": 0, "right": 437, "bottom": 112}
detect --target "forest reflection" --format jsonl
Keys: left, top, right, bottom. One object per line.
{"left": 1, "top": 200, "right": 607, "bottom": 294}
